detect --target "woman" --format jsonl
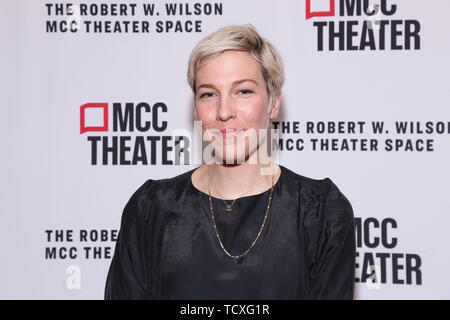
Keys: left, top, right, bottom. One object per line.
{"left": 105, "top": 24, "right": 356, "bottom": 300}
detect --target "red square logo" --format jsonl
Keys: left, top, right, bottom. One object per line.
{"left": 80, "top": 103, "right": 108, "bottom": 134}
{"left": 306, "top": 0, "right": 335, "bottom": 20}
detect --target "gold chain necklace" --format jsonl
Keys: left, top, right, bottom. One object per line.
{"left": 208, "top": 165, "right": 275, "bottom": 259}
{"left": 210, "top": 172, "right": 259, "bottom": 213}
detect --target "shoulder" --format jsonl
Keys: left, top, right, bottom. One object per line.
{"left": 128, "top": 168, "right": 194, "bottom": 200}
{"left": 280, "top": 164, "right": 328, "bottom": 193}
{"left": 121, "top": 168, "right": 196, "bottom": 223}
{"left": 280, "top": 164, "right": 354, "bottom": 224}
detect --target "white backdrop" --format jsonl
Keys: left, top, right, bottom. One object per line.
{"left": 1, "top": 0, "right": 449, "bottom": 299}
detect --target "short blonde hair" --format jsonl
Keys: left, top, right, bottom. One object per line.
{"left": 187, "top": 24, "right": 285, "bottom": 112}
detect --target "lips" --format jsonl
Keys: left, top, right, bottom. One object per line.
{"left": 219, "top": 128, "right": 245, "bottom": 138}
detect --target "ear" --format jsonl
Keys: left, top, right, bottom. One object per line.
{"left": 270, "top": 93, "right": 281, "bottom": 119}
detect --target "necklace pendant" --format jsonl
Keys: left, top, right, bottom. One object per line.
{"left": 225, "top": 204, "right": 232, "bottom": 212}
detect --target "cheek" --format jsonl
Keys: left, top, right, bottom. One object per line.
{"left": 195, "top": 106, "right": 215, "bottom": 130}
{"left": 242, "top": 98, "right": 269, "bottom": 127}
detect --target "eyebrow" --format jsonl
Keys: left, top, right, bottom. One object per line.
{"left": 196, "top": 79, "right": 258, "bottom": 91}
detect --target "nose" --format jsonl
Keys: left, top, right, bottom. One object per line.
{"left": 217, "top": 94, "right": 236, "bottom": 121}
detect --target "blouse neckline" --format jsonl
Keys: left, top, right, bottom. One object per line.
{"left": 190, "top": 164, "right": 284, "bottom": 201}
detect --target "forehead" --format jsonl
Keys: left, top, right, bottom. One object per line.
{"left": 195, "top": 50, "right": 264, "bottom": 87}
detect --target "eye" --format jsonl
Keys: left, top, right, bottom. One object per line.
{"left": 238, "top": 89, "right": 253, "bottom": 95}
{"left": 199, "top": 92, "right": 214, "bottom": 99}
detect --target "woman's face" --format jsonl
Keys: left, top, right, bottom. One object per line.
{"left": 194, "top": 50, "right": 279, "bottom": 165}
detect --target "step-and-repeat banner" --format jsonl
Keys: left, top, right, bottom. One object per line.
{"left": 1, "top": 0, "right": 449, "bottom": 299}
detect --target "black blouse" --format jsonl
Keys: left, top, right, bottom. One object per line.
{"left": 104, "top": 164, "right": 356, "bottom": 300}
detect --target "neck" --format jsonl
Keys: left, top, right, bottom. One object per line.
{"left": 208, "top": 158, "right": 279, "bottom": 199}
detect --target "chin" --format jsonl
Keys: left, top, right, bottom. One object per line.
{"left": 216, "top": 145, "right": 262, "bottom": 165}
{"left": 205, "top": 136, "right": 262, "bottom": 165}
{"left": 213, "top": 152, "right": 246, "bottom": 165}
